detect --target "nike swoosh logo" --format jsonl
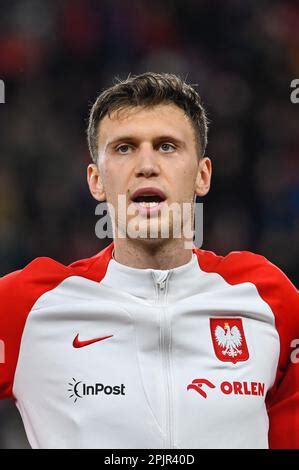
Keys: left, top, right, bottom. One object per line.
{"left": 73, "top": 334, "right": 113, "bottom": 348}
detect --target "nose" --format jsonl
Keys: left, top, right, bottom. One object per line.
{"left": 134, "top": 145, "right": 160, "bottom": 178}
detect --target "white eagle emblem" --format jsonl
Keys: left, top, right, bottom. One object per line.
{"left": 215, "top": 323, "right": 243, "bottom": 357}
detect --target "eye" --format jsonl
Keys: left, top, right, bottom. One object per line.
{"left": 159, "top": 143, "right": 176, "bottom": 153}
{"left": 116, "top": 144, "right": 133, "bottom": 154}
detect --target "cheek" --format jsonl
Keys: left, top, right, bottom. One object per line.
{"left": 170, "top": 162, "right": 198, "bottom": 198}
{"left": 98, "top": 165, "right": 113, "bottom": 203}
{"left": 102, "top": 163, "right": 130, "bottom": 202}
{"left": 170, "top": 154, "right": 198, "bottom": 176}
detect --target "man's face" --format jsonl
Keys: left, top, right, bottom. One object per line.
{"left": 88, "top": 103, "right": 211, "bottom": 242}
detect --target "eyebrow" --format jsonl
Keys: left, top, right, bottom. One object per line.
{"left": 106, "top": 135, "right": 186, "bottom": 148}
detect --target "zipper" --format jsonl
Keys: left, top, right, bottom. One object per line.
{"left": 153, "top": 271, "right": 173, "bottom": 448}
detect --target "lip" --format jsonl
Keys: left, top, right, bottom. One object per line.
{"left": 130, "top": 186, "right": 167, "bottom": 217}
{"left": 132, "top": 200, "right": 166, "bottom": 217}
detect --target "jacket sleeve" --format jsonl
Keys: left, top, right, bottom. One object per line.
{"left": 0, "top": 269, "right": 24, "bottom": 399}
{"left": 0, "top": 257, "right": 73, "bottom": 400}
{"left": 267, "top": 345, "right": 299, "bottom": 448}
{"left": 262, "top": 261, "right": 299, "bottom": 448}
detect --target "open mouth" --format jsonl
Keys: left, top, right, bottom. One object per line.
{"left": 131, "top": 187, "right": 167, "bottom": 214}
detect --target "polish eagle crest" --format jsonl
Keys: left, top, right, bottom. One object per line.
{"left": 215, "top": 323, "right": 243, "bottom": 357}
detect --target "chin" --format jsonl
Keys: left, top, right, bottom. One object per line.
{"left": 128, "top": 236, "right": 171, "bottom": 252}
{"left": 125, "top": 217, "right": 175, "bottom": 241}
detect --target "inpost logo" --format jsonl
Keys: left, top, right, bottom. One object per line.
{"left": 68, "top": 378, "right": 126, "bottom": 403}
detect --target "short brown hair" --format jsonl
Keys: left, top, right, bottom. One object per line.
{"left": 87, "top": 72, "right": 208, "bottom": 163}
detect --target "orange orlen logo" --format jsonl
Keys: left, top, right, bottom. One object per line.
{"left": 210, "top": 318, "right": 249, "bottom": 364}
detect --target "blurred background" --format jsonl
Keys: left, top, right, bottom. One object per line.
{"left": 0, "top": 0, "right": 298, "bottom": 448}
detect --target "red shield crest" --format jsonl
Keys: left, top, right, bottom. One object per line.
{"left": 210, "top": 318, "right": 249, "bottom": 364}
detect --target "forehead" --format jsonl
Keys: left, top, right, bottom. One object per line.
{"left": 97, "top": 103, "right": 196, "bottom": 146}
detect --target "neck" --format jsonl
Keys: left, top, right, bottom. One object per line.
{"left": 113, "top": 238, "right": 193, "bottom": 270}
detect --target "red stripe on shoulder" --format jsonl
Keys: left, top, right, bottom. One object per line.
{"left": 69, "top": 242, "right": 114, "bottom": 280}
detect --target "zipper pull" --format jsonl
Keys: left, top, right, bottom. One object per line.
{"left": 155, "top": 271, "right": 169, "bottom": 290}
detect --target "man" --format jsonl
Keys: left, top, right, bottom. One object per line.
{"left": 0, "top": 73, "right": 298, "bottom": 449}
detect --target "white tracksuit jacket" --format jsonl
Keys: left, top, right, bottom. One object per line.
{"left": 0, "top": 242, "right": 298, "bottom": 448}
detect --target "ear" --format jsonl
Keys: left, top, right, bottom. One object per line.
{"left": 195, "top": 157, "right": 212, "bottom": 197}
{"left": 87, "top": 163, "right": 106, "bottom": 202}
